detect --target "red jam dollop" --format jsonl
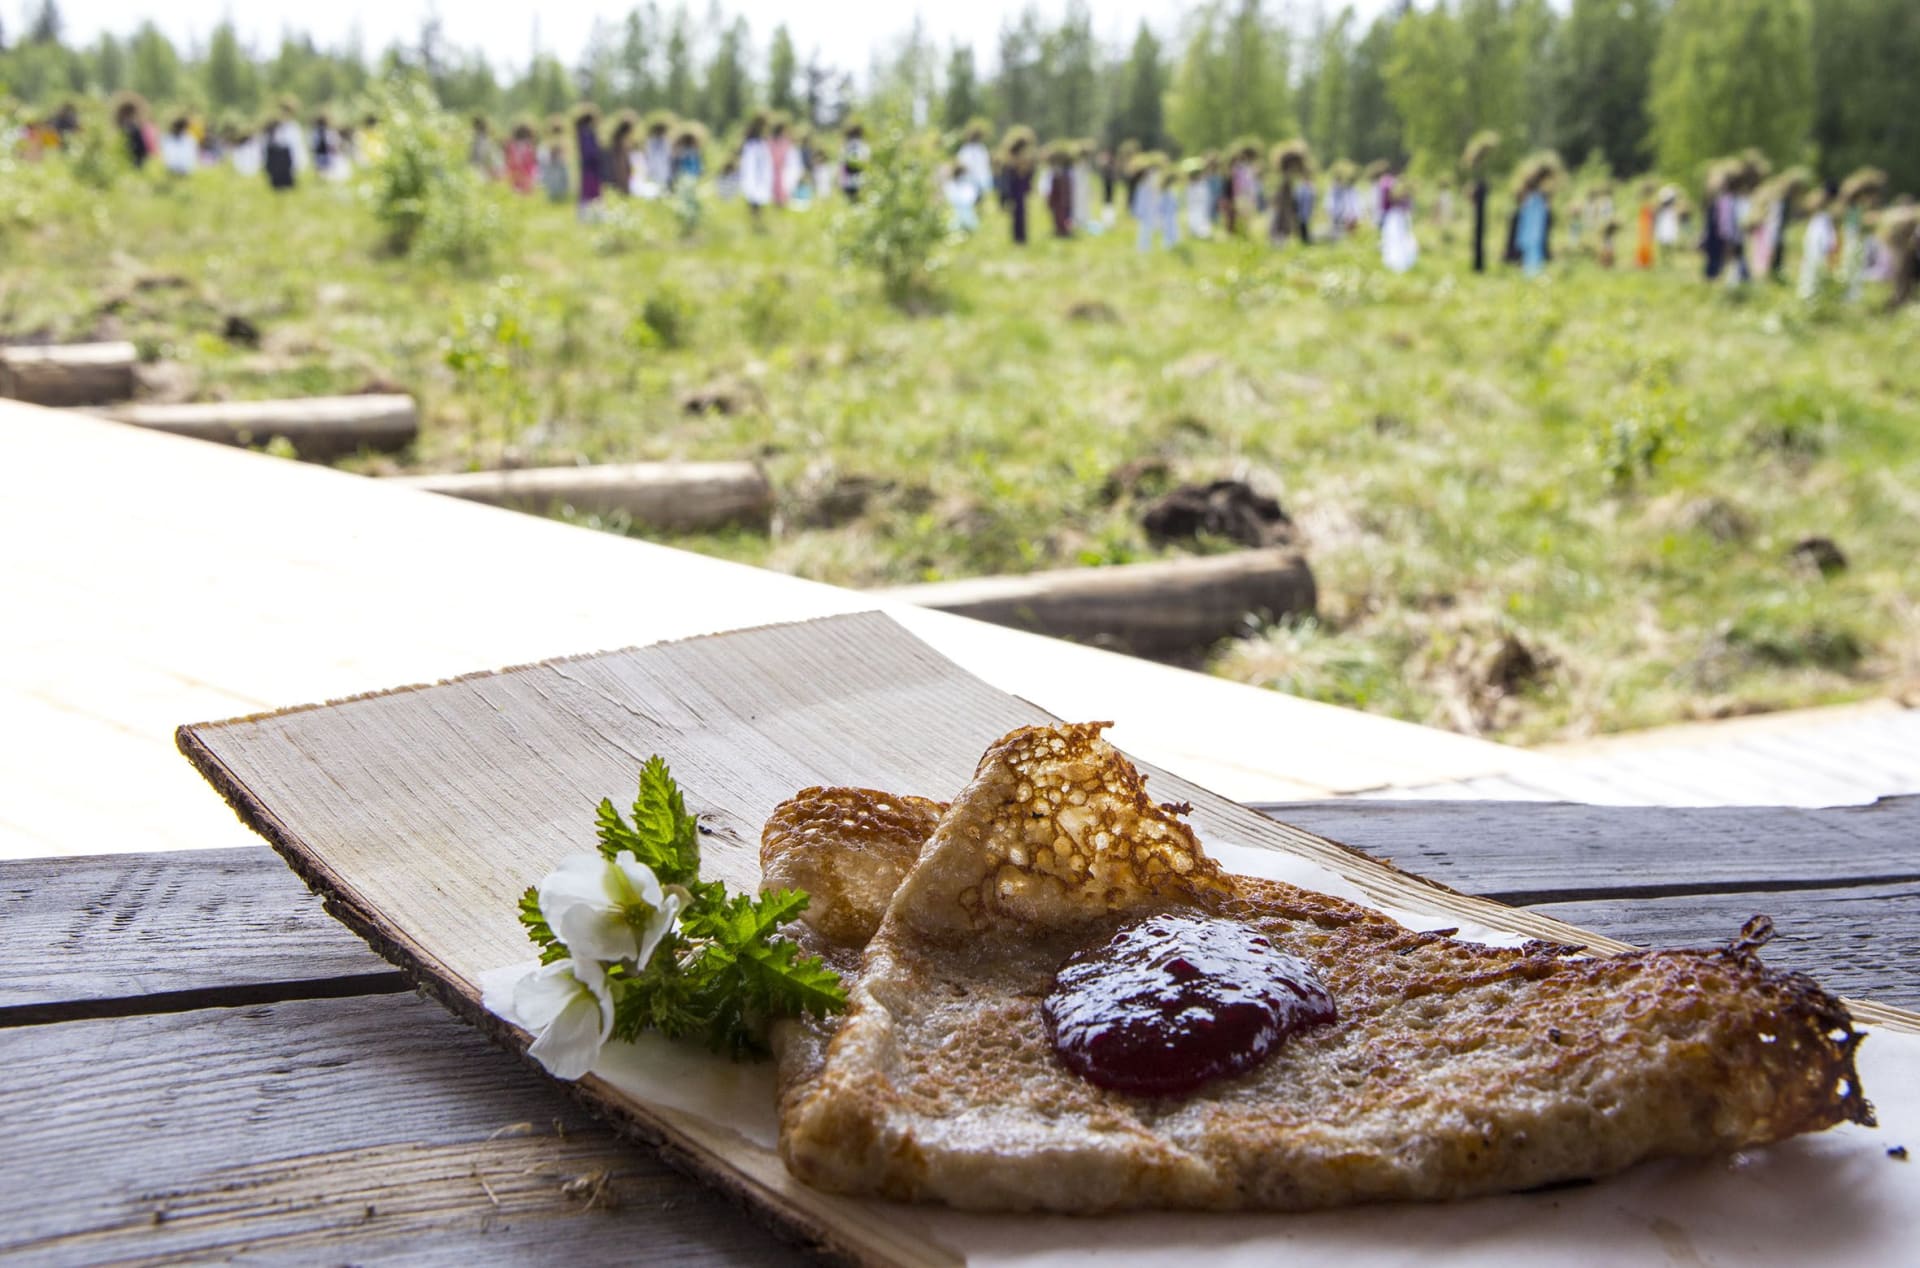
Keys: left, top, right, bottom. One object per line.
{"left": 1041, "top": 914, "right": 1336, "bottom": 1098}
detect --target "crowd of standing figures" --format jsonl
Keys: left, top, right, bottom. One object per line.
{"left": 15, "top": 93, "right": 1920, "bottom": 311}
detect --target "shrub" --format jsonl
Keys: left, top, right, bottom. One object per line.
{"left": 66, "top": 104, "right": 130, "bottom": 193}
{"left": 739, "top": 272, "right": 795, "bottom": 346}
{"left": 631, "top": 285, "right": 696, "bottom": 350}
{"left": 1591, "top": 375, "right": 1688, "bottom": 489}
{"left": 1726, "top": 595, "right": 1867, "bottom": 671}
{"left": 361, "top": 78, "right": 501, "bottom": 270}
{"left": 832, "top": 121, "right": 952, "bottom": 308}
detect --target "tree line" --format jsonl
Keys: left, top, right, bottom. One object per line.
{"left": 3, "top": 0, "right": 1914, "bottom": 191}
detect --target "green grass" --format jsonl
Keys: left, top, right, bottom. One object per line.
{"left": 5, "top": 159, "right": 1917, "bottom": 743}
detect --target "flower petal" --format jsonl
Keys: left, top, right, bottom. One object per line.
{"left": 633, "top": 888, "right": 685, "bottom": 968}
{"left": 609, "top": 853, "right": 666, "bottom": 911}
{"left": 527, "top": 988, "right": 609, "bottom": 1080}
{"left": 512, "top": 958, "right": 584, "bottom": 1030}
{"left": 556, "top": 900, "right": 639, "bottom": 962}
{"left": 537, "top": 852, "right": 618, "bottom": 927}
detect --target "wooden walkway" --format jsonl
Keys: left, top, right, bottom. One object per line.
{"left": 1370, "top": 700, "right": 1920, "bottom": 807}
{"left": 0, "top": 400, "right": 1545, "bottom": 861}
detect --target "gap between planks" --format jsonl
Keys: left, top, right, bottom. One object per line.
{"left": 0, "top": 971, "right": 408, "bottom": 1029}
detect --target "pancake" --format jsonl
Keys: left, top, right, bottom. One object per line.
{"left": 763, "top": 722, "right": 1872, "bottom": 1212}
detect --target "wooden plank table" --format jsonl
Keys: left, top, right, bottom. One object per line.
{"left": 4, "top": 798, "right": 1914, "bottom": 1264}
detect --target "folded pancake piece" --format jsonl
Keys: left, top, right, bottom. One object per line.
{"left": 765, "top": 723, "right": 1872, "bottom": 1213}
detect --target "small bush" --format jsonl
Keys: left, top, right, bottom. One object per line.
{"left": 361, "top": 78, "right": 501, "bottom": 270}
{"left": 832, "top": 121, "right": 952, "bottom": 308}
{"left": 1746, "top": 387, "right": 1843, "bottom": 462}
{"left": 1725, "top": 595, "right": 1868, "bottom": 670}
{"left": 1591, "top": 374, "right": 1688, "bottom": 489}
{"left": 66, "top": 106, "right": 130, "bottom": 193}
{"left": 739, "top": 272, "right": 795, "bottom": 346}
{"left": 631, "top": 285, "right": 696, "bottom": 350}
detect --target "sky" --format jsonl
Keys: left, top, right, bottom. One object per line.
{"left": 47, "top": 1, "right": 1205, "bottom": 81}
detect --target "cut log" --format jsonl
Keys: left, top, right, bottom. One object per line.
{"left": 0, "top": 342, "right": 137, "bottom": 406}
{"left": 100, "top": 394, "right": 418, "bottom": 461}
{"left": 392, "top": 461, "right": 773, "bottom": 532}
{"left": 882, "top": 548, "right": 1316, "bottom": 657}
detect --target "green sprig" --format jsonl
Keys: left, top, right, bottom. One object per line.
{"left": 517, "top": 755, "right": 846, "bottom": 1059}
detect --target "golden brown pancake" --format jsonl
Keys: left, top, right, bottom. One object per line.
{"left": 764, "top": 723, "right": 1871, "bottom": 1212}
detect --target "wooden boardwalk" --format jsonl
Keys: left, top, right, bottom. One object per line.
{"left": 1370, "top": 701, "right": 1920, "bottom": 807}
{"left": 0, "top": 400, "right": 1543, "bottom": 861}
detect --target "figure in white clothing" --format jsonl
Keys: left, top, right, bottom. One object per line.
{"left": 1653, "top": 186, "right": 1681, "bottom": 249}
{"left": 1184, "top": 165, "right": 1212, "bottom": 240}
{"left": 641, "top": 116, "right": 673, "bottom": 195}
{"left": 738, "top": 113, "right": 774, "bottom": 227}
{"left": 1071, "top": 150, "right": 1095, "bottom": 232}
{"left": 1380, "top": 176, "right": 1419, "bottom": 273}
{"left": 957, "top": 123, "right": 994, "bottom": 206}
{"left": 945, "top": 163, "right": 981, "bottom": 234}
{"left": 1133, "top": 159, "right": 1179, "bottom": 251}
{"left": 230, "top": 129, "right": 262, "bottom": 177}
{"left": 160, "top": 114, "right": 197, "bottom": 176}
{"left": 1799, "top": 190, "right": 1838, "bottom": 300}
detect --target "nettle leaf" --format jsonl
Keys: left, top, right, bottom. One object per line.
{"left": 631, "top": 754, "right": 701, "bottom": 885}
{"left": 516, "top": 885, "right": 569, "bottom": 964}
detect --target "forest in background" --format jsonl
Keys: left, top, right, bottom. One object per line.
{"left": 1, "top": 0, "right": 1916, "bottom": 191}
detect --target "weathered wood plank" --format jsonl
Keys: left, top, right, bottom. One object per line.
{"left": 0, "top": 992, "right": 807, "bottom": 1267}
{"left": 1257, "top": 797, "right": 1920, "bottom": 901}
{"left": 0, "top": 849, "right": 391, "bottom": 1020}
{"left": 101, "top": 394, "right": 418, "bottom": 461}
{"left": 881, "top": 548, "right": 1316, "bottom": 657}
{"left": 0, "top": 342, "right": 136, "bottom": 406}
{"left": 393, "top": 461, "right": 774, "bottom": 532}
{"left": 1529, "top": 881, "right": 1920, "bottom": 1009}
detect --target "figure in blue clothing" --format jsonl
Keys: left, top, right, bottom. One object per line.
{"left": 1516, "top": 169, "right": 1551, "bottom": 277}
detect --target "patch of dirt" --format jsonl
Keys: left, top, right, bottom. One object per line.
{"left": 1141, "top": 479, "right": 1294, "bottom": 549}
{"left": 1790, "top": 536, "right": 1847, "bottom": 577}
{"left": 1065, "top": 299, "right": 1121, "bottom": 324}
{"left": 222, "top": 314, "right": 261, "bottom": 348}
{"left": 1437, "top": 624, "right": 1557, "bottom": 735}
{"left": 1652, "top": 494, "right": 1753, "bottom": 544}
{"left": 785, "top": 461, "right": 898, "bottom": 530}
{"left": 679, "top": 377, "right": 761, "bottom": 416}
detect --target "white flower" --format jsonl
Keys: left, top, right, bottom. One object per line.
{"left": 537, "top": 850, "right": 683, "bottom": 967}
{"left": 513, "top": 957, "right": 614, "bottom": 1080}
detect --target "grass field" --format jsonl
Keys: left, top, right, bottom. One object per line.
{"left": 4, "top": 161, "right": 1916, "bottom": 743}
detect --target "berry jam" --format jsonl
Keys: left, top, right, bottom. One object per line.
{"left": 1041, "top": 914, "right": 1336, "bottom": 1098}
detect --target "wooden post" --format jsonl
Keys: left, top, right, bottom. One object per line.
{"left": 0, "top": 343, "right": 138, "bottom": 407}
{"left": 391, "top": 461, "right": 773, "bottom": 532}
{"left": 99, "top": 396, "right": 418, "bottom": 461}
{"left": 881, "top": 549, "right": 1316, "bottom": 658}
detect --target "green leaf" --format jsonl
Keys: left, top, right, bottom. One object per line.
{"left": 630, "top": 754, "right": 701, "bottom": 885}
{"left": 516, "top": 885, "right": 568, "bottom": 964}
